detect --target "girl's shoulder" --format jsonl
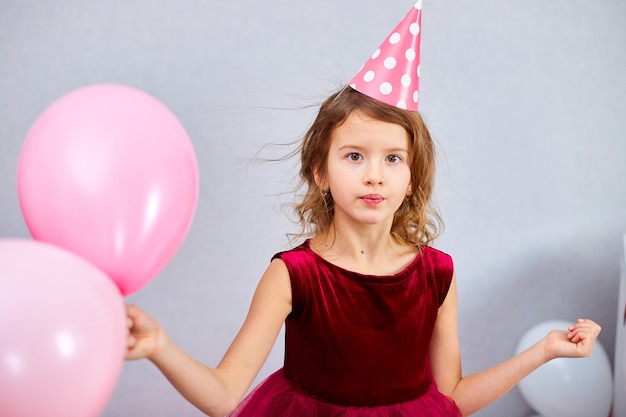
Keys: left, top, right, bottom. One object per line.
{"left": 418, "top": 246, "right": 455, "bottom": 306}
{"left": 420, "top": 245, "right": 453, "bottom": 265}
{"left": 419, "top": 246, "right": 454, "bottom": 280}
{"left": 271, "top": 240, "right": 310, "bottom": 262}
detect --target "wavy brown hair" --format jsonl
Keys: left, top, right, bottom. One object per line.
{"left": 292, "top": 86, "right": 442, "bottom": 248}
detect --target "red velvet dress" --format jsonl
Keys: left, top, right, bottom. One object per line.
{"left": 228, "top": 240, "right": 461, "bottom": 417}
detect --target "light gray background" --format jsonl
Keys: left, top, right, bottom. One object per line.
{"left": 1, "top": 1, "right": 625, "bottom": 416}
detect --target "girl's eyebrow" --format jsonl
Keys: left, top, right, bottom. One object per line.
{"left": 336, "top": 144, "right": 362, "bottom": 151}
{"left": 387, "top": 147, "right": 409, "bottom": 154}
{"left": 336, "top": 144, "right": 409, "bottom": 154}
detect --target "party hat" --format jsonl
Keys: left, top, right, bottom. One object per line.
{"left": 349, "top": 0, "right": 423, "bottom": 111}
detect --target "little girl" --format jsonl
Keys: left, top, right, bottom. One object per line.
{"left": 125, "top": 87, "right": 601, "bottom": 417}
{"left": 126, "top": 3, "right": 601, "bottom": 416}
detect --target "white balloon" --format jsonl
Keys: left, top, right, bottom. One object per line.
{"left": 515, "top": 320, "right": 613, "bottom": 417}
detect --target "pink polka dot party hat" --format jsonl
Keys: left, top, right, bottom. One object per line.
{"left": 349, "top": 0, "right": 423, "bottom": 111}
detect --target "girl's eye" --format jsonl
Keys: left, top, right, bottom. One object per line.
{"left": 347, "top": 153, "right": 363, "bottom": 161}
{"left": 386, "top": 155, "right": 402, "bottom": 163}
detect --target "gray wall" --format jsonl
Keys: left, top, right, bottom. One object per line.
{"left": 1, "top": 1, "right": 625, "bottom": 416}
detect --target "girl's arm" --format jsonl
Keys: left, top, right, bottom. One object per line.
{"left": 125, "top": 258, "right": 292, "bottom": 417}
{"left": 429, "top": 273, "right": 601, "bottom": 417}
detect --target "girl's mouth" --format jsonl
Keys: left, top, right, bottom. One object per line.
{"left": 360, "top": 194, "right": 384, "bottom": 206}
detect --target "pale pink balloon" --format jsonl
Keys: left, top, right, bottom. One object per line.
{"left": 18, "top": 84, "right": 199, "bottom": 295}
{"left": 0, "top": 239, "right": 126, "bottom": 417}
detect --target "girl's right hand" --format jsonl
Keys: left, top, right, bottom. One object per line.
{"left": 125, "top": 304, "right": 163, "bottom": 361}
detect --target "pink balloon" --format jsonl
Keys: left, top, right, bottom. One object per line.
{"left": 0, "top": 239, "right": 126, "bottom": 417}
{"left": 18, "top": 84, "right": 199, "bottom": 295}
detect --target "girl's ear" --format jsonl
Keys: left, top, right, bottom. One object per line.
{"left": 314, "top": 166, "right": 328, "bottom": 192}
{"left": 406, "top": 182, "right": 413, "bottom": 197}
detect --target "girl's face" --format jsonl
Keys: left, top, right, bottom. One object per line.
{"left": 322, "top": 110, "right": 412, "bottom": 229}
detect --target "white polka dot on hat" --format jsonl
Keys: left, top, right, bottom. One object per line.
{"left": 349, "top": 0, "right": 423, "bottom": 111}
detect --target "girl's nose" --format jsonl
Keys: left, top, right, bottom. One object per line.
{"left": 363, "top": 162, "right": 384, "bottom": 185}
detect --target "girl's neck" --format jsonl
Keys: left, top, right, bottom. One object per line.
{"left": 310, "top": 224, "right": 417, "bottom": 276}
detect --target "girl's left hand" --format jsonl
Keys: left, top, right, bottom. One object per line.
{"left": 544, "top": 319, "right": 602, "bottom": 359}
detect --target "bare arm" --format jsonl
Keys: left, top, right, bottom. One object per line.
{"left": 429, "top": 273, "right": 602, "bottom": 417}
{"left": 125, "top": 258, "right": 292, "bottom": 417}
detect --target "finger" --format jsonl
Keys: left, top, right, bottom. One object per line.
{"left": 127, "top": 334, "right": 135, "bottom": 346}
{"left": 567, "top": 322, "right": 584, "bottom": 340}
{"left": 567, "top": 332, "right": 581, "bottom": 343}
{"left": 568, "top": 319, "right": 600, "bottom": 334}
{"left": 126, "top": 303, "right": 141, "bottom": 318}
{"left": 567, "top": 323, "right": 601, "bottom": 347}
{"left": 568, "top": 326, "right": 593, "bottom": 340}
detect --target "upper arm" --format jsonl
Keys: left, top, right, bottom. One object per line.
{"left": 215, "top": 258, "right": 292, "bottom": 401}
{"left": 429, "top": 272, "right": 462, "bottom": 396}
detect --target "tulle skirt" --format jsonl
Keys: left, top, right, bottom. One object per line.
{"left": 228, "top": 369, "right": 462, "bottom": 417}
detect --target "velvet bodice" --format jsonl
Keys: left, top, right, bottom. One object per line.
{"left": 274, "top": 240, "right": 454, "bottom": 407}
